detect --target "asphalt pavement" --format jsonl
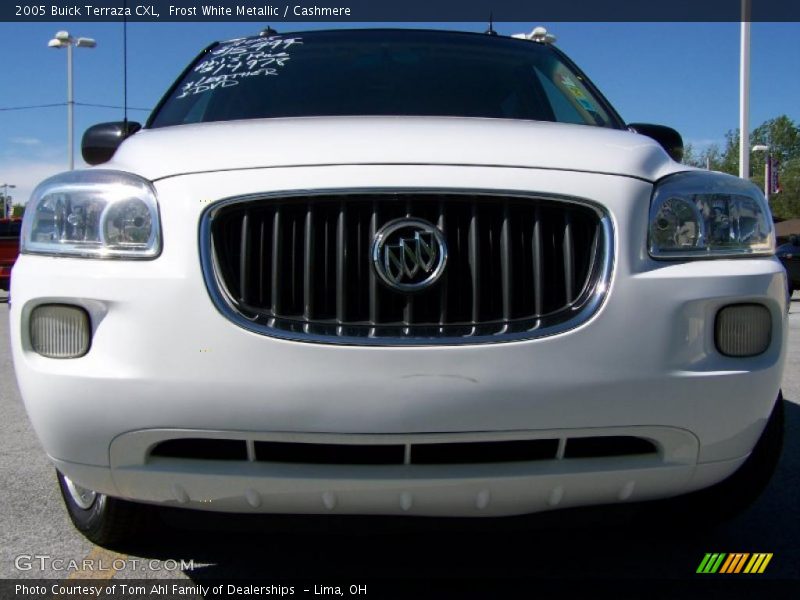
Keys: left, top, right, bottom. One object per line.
{"left": 2, "top": 291, "right": 799, "bottom": 591}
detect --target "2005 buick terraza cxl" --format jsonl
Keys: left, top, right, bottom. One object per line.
{"left": 11, "top": 28, "right": 788, "bottom": 544}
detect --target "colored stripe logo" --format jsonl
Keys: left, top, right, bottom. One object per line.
{"left": 697, "top": 553, "right": 773, "bottom": 574}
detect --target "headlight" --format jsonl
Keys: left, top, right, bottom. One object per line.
{"left": 21, "top": 170, "right": 160, "bottom": 259}
{"left": 649, "top": 171, "right": 774, "bottom": 259}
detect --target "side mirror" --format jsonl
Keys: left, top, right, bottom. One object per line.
{"left": 81, "top": 121, "right": 141, "bottom": 165}
{"left": 628, "top": 123, "right": 684, "bottom": 163}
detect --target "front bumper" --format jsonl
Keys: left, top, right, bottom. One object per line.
{"left": 10, "top": 165, "right": 788, "bottom": 516}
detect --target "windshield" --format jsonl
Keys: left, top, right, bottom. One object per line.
{"left": 149, "top": 29, "right": 621, "bottom": 129}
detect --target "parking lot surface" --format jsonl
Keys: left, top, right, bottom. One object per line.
{"left": 2, "top": 292, "right": 799, "bottom": 588}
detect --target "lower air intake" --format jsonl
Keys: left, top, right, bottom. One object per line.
{"left": 149, "top": 436, "right": 657, "bottom": 465}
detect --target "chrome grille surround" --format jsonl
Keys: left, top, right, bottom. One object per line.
{"left": 199, "top": 189, "right": 614, "bottom": 346}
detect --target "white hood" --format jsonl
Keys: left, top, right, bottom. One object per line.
{"left": 106, "top": 116, "right": 684, "bottom": 182}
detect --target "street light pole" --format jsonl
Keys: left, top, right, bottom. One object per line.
{"left": 67, "top": 40, "right": 73, "bottom": 171}
{"left": 752, "top": 145, "right": 770, "bottom": 202}
{"left": 48, "top": 31, "right": 97, "bottom": 171}
{"left": 739, "top": 0, "right": 751, "bottom": 179}
{"left": 1, "top": 183, "right": 16, "bottom": 219}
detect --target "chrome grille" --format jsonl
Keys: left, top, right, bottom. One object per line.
{"left": 202, "top": 191, "right": 611, "bottom": 344}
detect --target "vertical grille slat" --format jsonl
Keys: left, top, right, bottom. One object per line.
{"left": 500, "top": 201, "right": 512, "bottom": 322}
{"left": 577, "top": 224, "right": 601, "bottom": 304}
{"left": 563, "top": 211, "right": 575, "bottom": 303}
{"left": 303, "top": 206, "right": 314, "bottom": 320}
{"left": 355, "top": 206, "right": 364, "bottom": 317}
{"left": 532, "top": 206, "right": 543, "bottom": 317}
{"left": 404, "top": 198, "right": 414, "bottom": 327}
{"left": 270, "top": 207, "right": 282, "bottom": 316}
{"left": 323, "top": 212, "right": 331, "bottom": 317}
{"left": 238, "top": 210, "right": 251, "bottom": 304}
{"left": 468, "top": 201, "right": 480, "bottom": 325}
{"left": 336, "top": 202, "right": 347, "bottom": 325}
{"left": 369, "top": 201, "right": 379, "bottom": 326}
{"left": 210, "top": 193, "right": 605, "bottom": 343}
{"left": 437, "top": 200, "right": 447, "bottom": 326}
{"left": 258, "top": 216, "right": 267, "bottom": 306}
{"left": 290, "top": 215, "right": 299, "bottom": 311}
{"left": 403, "top": 296, "right": 414, "bottom": 326}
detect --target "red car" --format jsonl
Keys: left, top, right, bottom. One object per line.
{"left": 0, "top": 218, "right": 22, "bottom": 291}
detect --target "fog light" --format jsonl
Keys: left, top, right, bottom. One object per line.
{"left": 30, "top": 305, "right": 91, "bottom": 358}
{"left": 715, "top": 304, "right": 771, "bottom": 357}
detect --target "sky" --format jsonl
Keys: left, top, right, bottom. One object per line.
{"left": 1, "top": 21, "right": 799, "bottom": 205}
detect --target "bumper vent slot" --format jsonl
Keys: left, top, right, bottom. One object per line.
{"left": 254, "top": 442, "right": 405, "bottom": 465}
{"left": 150, "top": 438, "right": 248, "bottom": 461}
{"left": 204, "top": 192, "right": 609, "bottom": 344}
{"left": 563, "top": 436, "right": 658, "bottom": 459}
{"left": 411, "top": 439, "right": 558, "bottom": 464}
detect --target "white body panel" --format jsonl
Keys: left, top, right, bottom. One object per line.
{"left": 107, "top": 117, "right": 681, "bottom": 182}
{"left": 10, "top": 120, "right": 787, "bottom": 517}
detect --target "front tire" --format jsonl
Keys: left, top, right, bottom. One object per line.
{"left": 56, "top": 470, "right": 148, "bottom": 546}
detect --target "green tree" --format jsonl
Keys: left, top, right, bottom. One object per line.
{"left": 769, "top": 156, "right": 800, "bottom": 219}
{"left": 751, "top": 115, "right": 800, "bottom": 166}
{"left": 683, "top": 142, "right": 725, "bottom": 171}
{"left": 749, "top": 116, "right": 800, "bottom": 219}
{"left": 697, "top": 115, "right": 800, "bottom": 219}
{"left": 718, "top": 129, "right": 740, "bottom": 175}
{"left": 682, "top": 142, "right": 698, "bottom": 166}
{"left": 701, "top": 144, "right": 725, "bottom": 171}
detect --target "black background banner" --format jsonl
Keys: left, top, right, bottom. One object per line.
{"left": 3, "top": 0, "right": 800, "bottom": 23}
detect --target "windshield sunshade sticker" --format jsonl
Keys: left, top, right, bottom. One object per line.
{"left": 177, "top": 36, "right": 303, "bottom": 99}
{"left": 560, "top": 74, "right": 579, "bottom": 89}
{"left": 560, "top": 74, "right": 598, "bottom": 112}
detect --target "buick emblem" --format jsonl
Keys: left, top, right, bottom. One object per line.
{"left": 371, "top": 218, "right": 448, "bottom": 292}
